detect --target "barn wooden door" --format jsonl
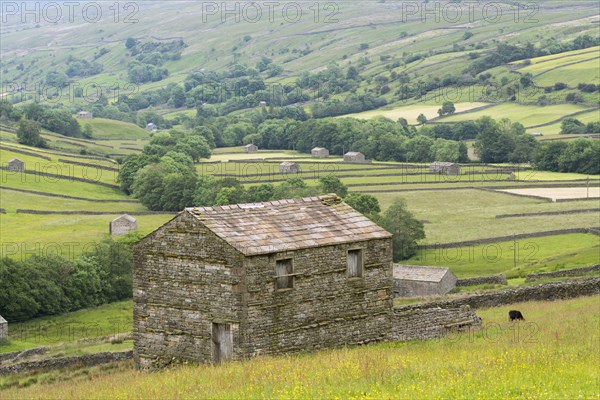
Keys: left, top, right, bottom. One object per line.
{"left": 212, "top": 323, "right": 232, "bottom": 363}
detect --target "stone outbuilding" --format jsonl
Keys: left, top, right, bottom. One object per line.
{"left": 133, "top": 194, "right": 394, "bottom": 369}
{"left": 76, "top": 111, "right": 93, "bottom": 119}
{"left": 0, "top": 315, "right": 7, "bottom": 343}
{"left": 529, "top": 132, "right": 543, "bottom": 137}
{"left": 344, "top": 151, "right": 368, "bottom": 164}
{"left": 110, "top": 214, "right": 138, "bottom": 236}
{"left": 146, "top": 123, "right": 157, "bottom": 132}
{"left": 311, "top": 147, "right": 329, "bottom": 158}
{"left": 393, "top": 264, "right": 457, "bottom": 297}
{"left": 279, "top": 162, "right": 300, "bottom": 174}
{"left": 244, "top": 144, "right": 258, "bottom": 153}
{"left": 7, "top": 158, "right": 24, "bottom": 172}
{"left": 429, "top": 162, "right": 460, "bottom": 176}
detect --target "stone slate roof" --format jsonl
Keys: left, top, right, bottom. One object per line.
{"left": 431, "top": 161, "right": 456, "bottom": 167}
{"left": 280, "top": 161, "right": 299, "bottom": 167}
{"left": 186, "top": 194, "right": 391, "bottom": 256}
{"left": 393, "top": 264, "right": 450, "bottom": 283}
{"left": 113, "top": 214, "right": 137, "bottom": 223}
{"left": 8, "top": 158, "right": 23, "bottom": 163}
{"left": 345, "top": 152, "right": 363, "bottom": 157}
{"left": 0, "top": 315, "right": 6, "bottom": 324}
{"left": 312, "top": 147, "right": 327, "bottom": 151}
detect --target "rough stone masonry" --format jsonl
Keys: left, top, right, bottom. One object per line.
{"left": 133, "top": 195, "right": 481, "bottom": 369}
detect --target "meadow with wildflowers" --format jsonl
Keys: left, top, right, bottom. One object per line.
{"left": 1, "top": 295, "right": 598, "bottom": 399}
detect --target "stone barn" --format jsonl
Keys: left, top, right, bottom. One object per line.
{"left": 429, "top": 162, "right": 460, "bottom": 176}
{"left": 110, "top": 214, "right": 138, "bottom": 236}
{"left": 7, "top": 158, "right": 24, "bottom": 172}
{"left": 0, "top": 315, "right": 7, "bottom": 343}
{"left": 344, "top": 152, "right": 367, "bottom": 164}
{"left": 146, "top": 123, "right": 157, "bottom": 132}
{"left": 393, "top": 264, "right": 457, "bottom": 297}
{"left": 279, "top": 162, "right": 300, "bottom": 174}
{"left": 311, "top": 147, "right": 329, "bottom": 158}
{"left": 133, "top": 194, "right": 393, "bottom": 369}
{"left": 76, "top": 111, "right": 93, "bottom": 119}
{"left": 244, "top": 144, "right": 258, "bottom": 153}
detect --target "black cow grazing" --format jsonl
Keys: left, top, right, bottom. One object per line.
{"left": 509, "top": 310, "right": 525, "bottom": 321}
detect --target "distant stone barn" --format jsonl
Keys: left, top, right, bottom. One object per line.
{"left": 279, "top": 162, "right": 300, "bottom": 174}
{"left": 7, "top": 158, "right": 24, "bottom": 172}
{"left": 133, "top": 194, "right": 393, "bottom": 369}
{"left": 393, "top": 264, "right": 457, "bottom": 297}
{"left": 0, "top": 315, "right": 7, "bottom": 343}
{"left": 76, "top": 111, "right": 93, "bottom": 119}
{"left": 311, "top": 147, "right": 329, "bottom": 158}
{"left": 429, "top": 162, "right": 460, "bottom": 176}
{"left": 344, "top": 152, "right": 368, "bottom": 164}
{"left": 110, "top": 214, "right": 138, "bottom": 236}
{"left": 244, "top": 144, "right": 258, "bottom": 153}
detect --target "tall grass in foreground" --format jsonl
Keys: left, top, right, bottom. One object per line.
{"left": 2, "top": 296, "right": 599, "bottom": 399}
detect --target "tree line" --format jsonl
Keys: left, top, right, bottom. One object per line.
{"left": 0, "top": 236, "right": 137, "bottom": 322}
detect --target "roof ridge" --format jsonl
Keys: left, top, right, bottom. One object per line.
{"left": 185, "top": 194, "right": 342, "bottom": 214}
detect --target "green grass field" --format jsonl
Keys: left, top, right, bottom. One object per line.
{"left": 405, "top": 233, "right": 600, "bottom": 278}
{"left": 0, "top": 301, "right": 133, "bottom": 354}
{"left": 514, "top": 46, "right": 600, "bottom": 87}
{"left": 374, "top": 189, "right": 600, "bottom": 244}
{"left": 1, "top": 296, "right": 598, "bottom": 399}
{"left": 340, "top": 102, "right": 490, "bottom": 124}
{"left": 437, "top": 103, "right": 593, "bottom": 127}
{"left": 77, "top": 118, "right": 149, "bottom": 140}
{"left": 527, "top": 109, "right": 600, "bottom": 137}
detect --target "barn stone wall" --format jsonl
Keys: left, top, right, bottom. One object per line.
{"left": 110, "top": 216, "right": 137, "bottom": 236}
{"left": 391, "top": 305, "right": 481, "bottom": 341}
{"left": 0, "top": 320, "right": 7, "bottom": 343}
{"left": 394, "top": 273, "right": 456, "bottom": 297}
{"left": 242, "top": 238, "right": 393, "bottom": 357}
{"left": 133, "top": 213, "right": 245, "bottom": 369}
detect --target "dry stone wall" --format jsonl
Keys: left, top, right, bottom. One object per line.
{"left": 391, "top": 305, "right": 481, "bottom": 341}
{"left": 456, "top": 274, "right": 507, "bottom": 287}
{"left": 525, "top": 265, "right": 600, "bottom": 282}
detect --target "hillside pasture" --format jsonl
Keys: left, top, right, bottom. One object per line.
{"left": 1, "top": 296, "right": 598, "bottom": 399}
{"left": 372, "top": 189, "right": 600, "bottom": 245}
{"left": 437, "top": 103, "right": 593, "bottom": 127}
{"left": 0, "top": 213, "right": 174, "bottom": 260}
{"left": 405, "top": 233, "right": 600, "bottom": 278}
{"left": 76, "top": 118, "right": 149, "bottom": 140}
{"left": 339, "top": 102, "right": 490, "bottom": 124}
{"left": 497, "top": 187, "right": 600, "bottom": 201}
{"left": 0, "top": 189, "right": 145, "bottom": 213}
{"left": 527, "top": 109, "right": 600, "bottom": 137}
{"left": 513, "top": 46, "right": 600, "bottom": 86}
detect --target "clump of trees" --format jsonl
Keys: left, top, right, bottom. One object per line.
{"left": 560, "top": 117, "right": 600, "bottom": 135}
{"left": 534, "top": 139, "right": 599, "bottom": 175}
{"left": 473, "top": 116, "right": 539, "bottom": 163}
{"left": 0, "top": 235, "right": 138, "bottom": 322}
{"left": 16, "top": 118, "right": 47, "bottom": 148}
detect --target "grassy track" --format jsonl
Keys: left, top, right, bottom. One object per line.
{"left": 1, "top": 296, "right": 598, "bottom": 399}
